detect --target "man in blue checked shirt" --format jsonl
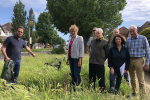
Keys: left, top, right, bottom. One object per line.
{"left": 126, "top": 25, "right": 150, "bottom": 96}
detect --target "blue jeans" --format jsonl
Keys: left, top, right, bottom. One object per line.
{"left": 69, "top": 56, "right": 81, "bottom": 85}
{"left": 124, "top": 72, "right": 129, "bottom": 83}
{"left": 110, "top": 71, "right": 122, "bottom": 93}
{"left": 10, "top": 59, "right": 21, "bottom": 84}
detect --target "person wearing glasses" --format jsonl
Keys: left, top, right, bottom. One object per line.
{"left": 126, "top": 25, "right": 150, "bottom": 97}
{"left": 66, "top": 24, "right": 84, "bottom": 87}
{"left": 89, "top": 28, "right": 109, "bottom": 92}
{"left": 87, "top": 27, "right": 97, "bottom": 56}
{"left": 1, "top": 26, "right": 36, "bottom": 84}
{"left": 108, "top": 34, "right": 130, "bottom": 95}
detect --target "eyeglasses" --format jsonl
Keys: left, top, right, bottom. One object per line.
{"left": 95, "top": 33, "right": 101, "bottom": 34}
{"left": 93, "top": 30, "right": 96, "bottom": 31}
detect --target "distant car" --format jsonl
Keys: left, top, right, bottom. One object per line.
{"left": 54, "top": 44, "right": 60, "bottom": 49}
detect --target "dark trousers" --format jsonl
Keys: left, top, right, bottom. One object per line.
{"left": 89, "top": 63, "right": 105, "bottom": 89}
{"left": 69, "top": 56, "right": 81, "bottom": 85}
{"left": 124, "top": 72, "right": 129, "bottom": 83}
{"left": 110, "top": 70, "right": 122, "bottom": 93}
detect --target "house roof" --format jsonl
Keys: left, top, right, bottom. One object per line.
{"left": 0, "top": 25, "right": 6, "bottom": 33}
{"left": 2, "top": 22, "right": 12, "bottom": 33}
{"left": 119, "top": 26, "right": 128, "bottom": 34}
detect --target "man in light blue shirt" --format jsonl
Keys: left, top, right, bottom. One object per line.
{"left": 87, "top": 27, "right": 97, "bottom": 56}
{"left": 126, "top": 25, "right": 150, "bottom": 96}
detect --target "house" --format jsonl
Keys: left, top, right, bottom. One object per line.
{"left": 2, "top": 22, "right": 13, "bottom": 36}
{"left": 0, "top": 25, "right": 9, "bottom": 40}
{"left": 137, "top": 21, "right": 150, "bottom": 33}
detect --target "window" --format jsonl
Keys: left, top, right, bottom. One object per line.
{"left": 3, "top": 26, "right": 7, "bottom": 28}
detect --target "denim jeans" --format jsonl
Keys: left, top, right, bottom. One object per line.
{"left": 69, "top": 56, "right": 81, "bottom": 85}
{"left": 10, "top": 59, "right": 21, "bottom": 84}
{"left": 110, "top": 70, "right": 122, "bottom": 93}
{"left": 124, "top": 72, "right": 129, "bottom": 83}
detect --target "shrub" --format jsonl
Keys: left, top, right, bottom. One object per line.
{"left": 51, "top": 46, "right": 65, "bottom": 54}
{"left": 140, "top": 27, "right": 150, "bottom": 45}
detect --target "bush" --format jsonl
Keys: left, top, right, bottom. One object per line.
{"left": 140, "top": 27, "right": 150, "bottom": 45}
{"left": 51, "top": 46, "right": 65, "bottom": 54}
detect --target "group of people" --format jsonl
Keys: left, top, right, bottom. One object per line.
{"left": 66, "top": 24, "right": 150, "bottom": 96}
{"left": 1, "top": 25, "right": 150, "bottom": 97}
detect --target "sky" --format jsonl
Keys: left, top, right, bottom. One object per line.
{"left": 0, "top": 0, "right": 150, "bottom": 43}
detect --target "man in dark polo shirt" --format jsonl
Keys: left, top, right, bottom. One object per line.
{"left": 1, "top": 26, "right": 36, "bottom": 83}
{"left": 89, "top": 28, "right": 109, "bottom": 91}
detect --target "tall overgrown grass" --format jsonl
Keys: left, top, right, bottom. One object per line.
{"left": 0, "top": 53, "right": 149, "bottom": 100}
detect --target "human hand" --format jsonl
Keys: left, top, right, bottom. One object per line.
{"left": 32, "top": 53, "right": 36, "bottom": 57}
{"left": 78, "top": 61, "right": 81, "bottom": 67}
{"left": 143, "top": 65, "right": 149, "bottom": 71}
{"left": 110, "top": 67, "right": 114, "bottom": 75}
{"left": 5, "top": 57, "right": 10, "bottom": 61}
{"left": 66, "top": 59, "right": 69, "bottom": 65}
{"left": 124, "top": 70, "right": 127, "bottom": 73}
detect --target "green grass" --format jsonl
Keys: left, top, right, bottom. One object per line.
{"left": 0, "top": 54, "right": 149, "bottom": 100}
{"left": 22, "top": 48, "right": 52, "bottom": 52}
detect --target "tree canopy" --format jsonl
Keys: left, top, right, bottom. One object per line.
{"left": 46, "top": 0, "right": 127, "bottom": 52}
{"left": 11, "top": 0, "right": 27, "bottom": 40}
{"left": 36, "top": 12, "right": 55, "bottom": 47}
{"left": 140, "top": 27, "right": 150, "bottom": 44}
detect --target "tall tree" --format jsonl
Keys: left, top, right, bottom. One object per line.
{"left": 36, "top": 12, "right": 54, "bottom": 48}
{"left": 27, "top": 8, "right": 38, "bottom": 48}
{"left": 46, "top": 0, "right": 126, "bottom": 52}
{"left": 11, "top": 0, "right": 27, "bottom": 40}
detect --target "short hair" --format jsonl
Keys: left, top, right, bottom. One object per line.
{"left": 96, "top": 28, "right": 103, "bottom": 34}
{"left": 93, "top": 27, "right": 97, "bottom": 29}
{"left": 129, "top": 25, "right": 137, "bottom": 30}
{"left": 112, "top": 34, "right": 126, "bottom": 46}
{"left": 69, "top": 24, "right": 79, "bottom": 32}
{"left": 113, "top": 28, "right": 119, "bottom": 34}
{"left": 16, "top": 26, "right": 24, "bottom": 31}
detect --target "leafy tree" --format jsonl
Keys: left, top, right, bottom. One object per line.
{"left": 27, "top": 8, "right": 38, "bottom": 48}
{"left": 11, "top": 0, "right": 27, "bottom": 40}
{"left": 140, "top": 27, "right": 150, "bottom": 45}
{"left": 36, "top": 12, "right": 54, "bottom": 48}
{"left": 49, "top": 30, "right": 66, "bottom": 46}
{"left": 46, "top": 0, "right": 126, "bottom": 52}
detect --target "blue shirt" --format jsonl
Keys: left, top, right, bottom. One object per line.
{"left": 3, "top": 36, "right": 27, "bottom": 60}
{"left": 108, "top": 46, "right": 130, "bottom": 71}
{"left": 126, "top": 34, "right": 150, "bottom": 66}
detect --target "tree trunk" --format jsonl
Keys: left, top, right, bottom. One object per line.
{"left": 83, "top": 36, "right": 89, "bottom": 53}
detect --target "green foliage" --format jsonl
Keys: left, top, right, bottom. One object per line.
{"left": 0, "top": 54, "right": 138, "bottom": 99}
{"left": 140, "top": 27, "right": 150, "bottom": 45}
{"left": 51, "top": 46, "right": 65, "bottom": 54}
{"left": 11, "top": 0, "right": 27, "bottom": 40}
{"left": 46, "top": 0, "right": 127, "bottom": 52}
{"left": 36, "top": 12, "right": 54, "bottom": 48}
{"left": 0, "top": 38, "right": 3, "bottom": 43}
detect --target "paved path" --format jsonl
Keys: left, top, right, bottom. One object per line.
{"left": 0, "top": 50, "right": 51, "bottom": 60}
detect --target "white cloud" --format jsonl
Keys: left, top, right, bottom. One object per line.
{"left": 120, "top": 0, "right": 150, "bottom": 21}
{"left": 0, "top": 0, "right": 47, "bottom": 21}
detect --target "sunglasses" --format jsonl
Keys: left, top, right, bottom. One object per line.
{"left": 93, "top": 30, "right": 96, "bottom": 31}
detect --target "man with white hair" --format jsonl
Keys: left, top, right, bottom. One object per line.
{"left": 89, "top": 28, "right": 109, "bottom": 92}
{"left": 126, "top": 25, "right": 150, "bottom": 96}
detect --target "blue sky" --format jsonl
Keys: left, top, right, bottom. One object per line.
{"left": 0, "top": 0, "right": 150, "bottom": 43}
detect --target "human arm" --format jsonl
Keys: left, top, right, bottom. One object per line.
{"left": 78, "top": 37, "right": 84, "bottom": 67}
{"left": 143, "top": 37, "right": 150, "bottom": 71}
{"left": 1, "top": 45, "right": 10, "bottom": 61}
{"left": 87, "top": 46, "right": 90, "bottom": 56}
{"left": 25, "top": 46, "right": 36, "bottom": 57}
{"left": 105, "top": 42, "right": 109, "bottom": 60}
{"left": 108, "top": 47, "right": 114, "bottom": 75}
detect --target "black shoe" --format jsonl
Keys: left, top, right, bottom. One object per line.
{"left": 127, "top": 93, "right": 137, "bottom": 98}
